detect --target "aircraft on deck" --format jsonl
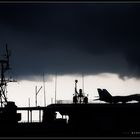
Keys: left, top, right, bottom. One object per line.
{"left": 95, "top": 88, "right": 140, "bottom": 104}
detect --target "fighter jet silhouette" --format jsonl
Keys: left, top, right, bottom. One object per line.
{"left": 95, "top": 88, "right": 140, "bottom": 104}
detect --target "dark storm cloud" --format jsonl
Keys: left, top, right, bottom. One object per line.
{"left": 0, "top": 3, "right": 140, "bottom": 80}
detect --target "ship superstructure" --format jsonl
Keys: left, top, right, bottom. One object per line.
{"left": 0, "top": 45, "right": 21, "bottom": 125}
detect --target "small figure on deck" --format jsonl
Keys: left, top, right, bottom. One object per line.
{"left": 83, "top": 94, "right": 88, "bottom": 104}
{"left": 73, "top": 80, "right": 88, "bottom": 104}
{"left": 78, "top": 89, "right": 84, "bottom": 103}
{"left": 73, "top": 80, "right": 78, "bottom": 104}
{"left": 73, "top": 94, "right": 78, "bottom": 104}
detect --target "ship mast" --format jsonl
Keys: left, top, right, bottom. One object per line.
{"left": 0, "top": 44, "right": 11, "bottom": 107}
{"left": 55, "top": 73, "right": 57, "bottom": 104}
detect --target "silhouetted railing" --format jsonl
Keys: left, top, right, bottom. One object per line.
{"left": 56, "top": 99, "right": 94, "bottom": 104}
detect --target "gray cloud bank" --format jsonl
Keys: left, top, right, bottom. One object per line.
{"left": 0, "top": 3, "right": 139, "bottom": 80}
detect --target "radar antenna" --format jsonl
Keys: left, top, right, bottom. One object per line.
{"left": 0, "top": 44, "right": 12, "bottom": 107}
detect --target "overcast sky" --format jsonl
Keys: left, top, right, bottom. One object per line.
{"left": 0, "top": 3, "right": 140, "bottom": 81}
{"left": 1, "top": 2, "right": 140, "bottom": 118}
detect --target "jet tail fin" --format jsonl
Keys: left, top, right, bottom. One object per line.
{"left": 97, "top": 88, "right": 104, "bottom": 99}
{"left": 97, "top": 88, "right": 112, "bottom": 101}
{"left": 102, "top": 89, "right": 112, "bottom": 98}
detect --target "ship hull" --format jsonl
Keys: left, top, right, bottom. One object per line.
{"left": 1, "top": 103, "right": 140, "bottom": 137}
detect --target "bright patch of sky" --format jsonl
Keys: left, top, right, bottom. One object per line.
{"left": 7, "top": 73, "right": 140, "bottom": 107}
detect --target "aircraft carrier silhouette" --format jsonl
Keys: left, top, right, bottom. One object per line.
{"left": 0, "top": 45, "right": 140, "bottom": 137}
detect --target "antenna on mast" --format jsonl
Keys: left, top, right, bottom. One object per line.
{"left": 43, "top": 73, "right": 46, "bottom": 107}
{"left": 55, "top": 73, "right": 57, "bottom": 104}
{"left": 28, "top": 98, "right": 30, "bottom": 107}
{"left": 35, "top": 85, "right": 42, "bottom": 107}
{"left": 82, "top": 73, "right": 84, "bottom": 93}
